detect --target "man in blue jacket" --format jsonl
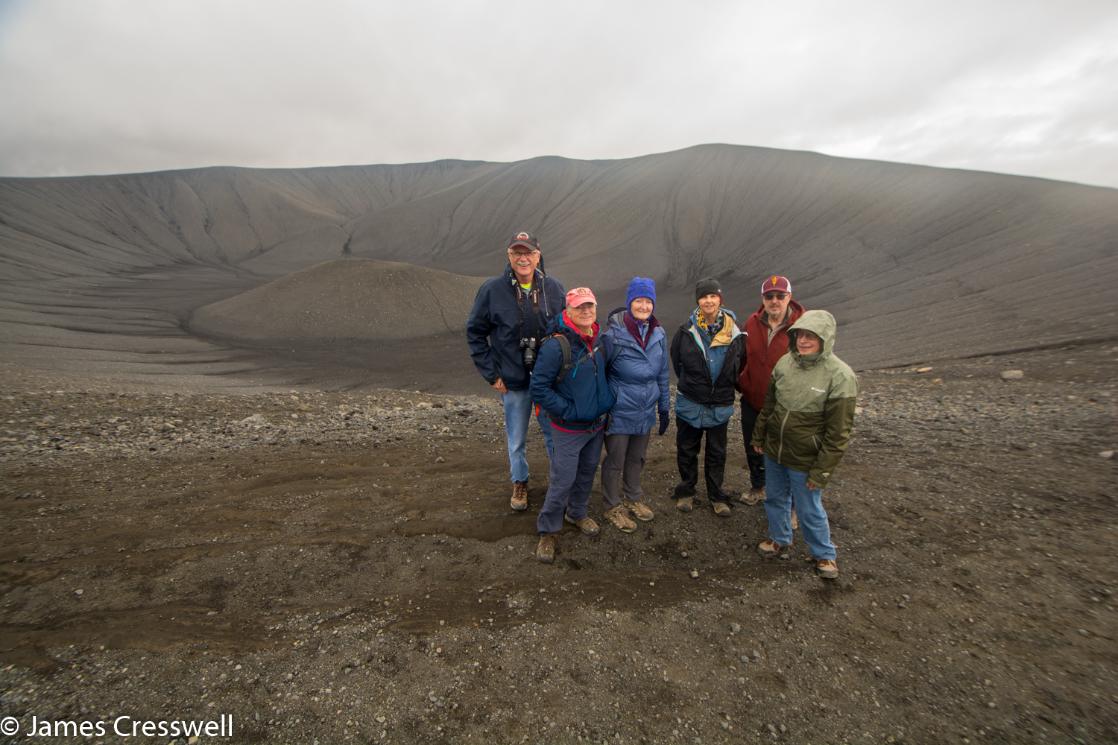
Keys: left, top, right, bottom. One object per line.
{"left": 466, "top": 232, "right": 565, "bottom": 512}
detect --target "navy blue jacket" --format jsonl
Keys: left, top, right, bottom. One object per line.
{"left": 530, "top": 314, "right": 615, "bottom": 428}
{"left": 466, "top": 266, "right": 565, "bottom": 391}
{"left": 603, "top": 308, "right": 670, "bottom": 435}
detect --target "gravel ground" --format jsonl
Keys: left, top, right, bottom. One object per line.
{"left": 1, "top": 343, "right": 1116, "bottom": 744}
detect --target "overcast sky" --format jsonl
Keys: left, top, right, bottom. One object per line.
{"left": 1, "top": 0, "right": 1116, "bottom": 187}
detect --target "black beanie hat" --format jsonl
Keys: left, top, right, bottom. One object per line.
{"left": 695, "top": 277, "right": 722, "bottom": 301}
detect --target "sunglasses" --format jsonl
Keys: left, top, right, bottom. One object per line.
{"left": 763, "top": 292, "right": 788, "bottom": 300}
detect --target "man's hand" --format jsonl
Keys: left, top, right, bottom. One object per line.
{"left": 807, "top": 480, "right": 820, "bottom": 490}
{"left": 491, "top": 377, "right": 508, "bottom": 395}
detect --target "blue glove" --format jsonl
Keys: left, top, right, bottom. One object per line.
{"left": 658, "top": 409, "right": 670, "bottom": 436}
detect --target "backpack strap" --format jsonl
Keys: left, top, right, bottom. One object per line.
{"left": 551, "top": 332, "right": 573, "bottom": 384}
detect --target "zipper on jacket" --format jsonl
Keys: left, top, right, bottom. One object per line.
{"left": 777, "top": 409, "right": 790, "bottom": 462}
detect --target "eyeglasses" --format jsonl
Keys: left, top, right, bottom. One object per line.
{"left": 508, "top": 249, "right": 540, "bottom": 256}
{"left": 763, "top": 292, "right": 788, "bottom": 301}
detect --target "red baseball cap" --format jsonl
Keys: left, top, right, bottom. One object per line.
{"left": 761, "top": 275, "right": 792, "bottom": 294}
{"left": 565, "top": 287, "right": 597, "bottom": 307}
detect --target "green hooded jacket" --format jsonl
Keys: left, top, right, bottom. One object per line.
{"left": 750, "top": 310, "right": 857, "bottom": 488}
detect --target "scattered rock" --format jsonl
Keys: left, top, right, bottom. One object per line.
{"left": 1000, "top": 370, "right": 1025, "bottom": 381}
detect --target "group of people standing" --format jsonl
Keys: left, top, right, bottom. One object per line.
{"left": 467, "top": 232, "right": 857, "bottom": 579}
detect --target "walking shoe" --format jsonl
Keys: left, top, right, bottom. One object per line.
{"left": 510, "top": 481, "right": 529, "bottom": 512}
{"left": 791, "top": 509, "right": 799, "bottom": 530}
{"left": 675, "top": 496, "right": 693, "bottom": 513}
{"left": 604, "top": 505, "right": 637, "bottom": 533}
{"left": 625, "top": 500, "right": 655, "bottom": 522}
{"left": 816, "top": 559, "right": 839, "bottom": 579}
{"left": 757, "top": 539, "right": 792, "bottom": 560}
{"left": 738, "top": 487, "right": 765, "bottom": 506}
{"left": 712, "top": 501, "right": 732, "bottom": 517}
{"left": 564, "top": 514, "right": 601, "bottom": 536}
{"left": 536, "top": 534, "right": 558, "bottom": 564}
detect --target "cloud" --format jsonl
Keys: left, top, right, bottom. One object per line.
{"left": 0, "top": 0, "right": 1116, "bottom": 187}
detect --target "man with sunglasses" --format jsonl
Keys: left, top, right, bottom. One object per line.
{"left": 736, "top": 276, "right": 806, "bottom": 506}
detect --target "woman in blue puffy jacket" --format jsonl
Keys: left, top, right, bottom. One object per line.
{"left": 599, "top": 277, "right": 671, "bottom": 533}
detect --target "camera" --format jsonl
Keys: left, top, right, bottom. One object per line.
{"left": 520, "top": 337, "right": 538, "bottom": 370}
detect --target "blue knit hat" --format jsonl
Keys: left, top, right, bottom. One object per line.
{"left": 626, "top": 277, "right": 657, "bottom": 308}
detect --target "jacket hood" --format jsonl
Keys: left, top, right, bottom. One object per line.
{"left": 789, "top": 309, "right": 836, "bottom": 361}
{"left": 607, "top": 307, "right": 628, "bottom": 328}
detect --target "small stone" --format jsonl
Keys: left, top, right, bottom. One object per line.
{"left": 1000, "top": 370, "right": 1025, "bottom": 381}
{"left": 730, "top": 622, "right": 741, "bottom": 633}
{"left": 1100, "top": 450, "right": 1114, "bottom": 460}
{"left": 73, "top": 589, "right": 84, "bottom": 597}
{"left": 690, "top": 569, "right": 700, "bottom": 579}
{"left": 915, "top": 366, "right": 933, "bottom": 374}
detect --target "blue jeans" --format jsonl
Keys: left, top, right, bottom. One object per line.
{"left": 501, "top": 388, "right": 554, "bottom": 483}
{"left": 537, "top": 427, "right": 605, "bottom": 534}
{"left": 763, "top": 455, "right": 836, "bottom": 561}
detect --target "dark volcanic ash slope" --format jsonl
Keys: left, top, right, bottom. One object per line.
{"left": 1, "top": 145, "right": 1116, "bottom": 382}
{"left": 189, "top": 259, "right": 484, "bottom": 343}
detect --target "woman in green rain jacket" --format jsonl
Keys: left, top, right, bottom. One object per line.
{"left": 751, "top": 310, "right": 857, "bottom": 580}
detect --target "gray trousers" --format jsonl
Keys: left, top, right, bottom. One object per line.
{"left": 600, "top": 432, "right": 651, "bottom": 508}
{"left": 537, "top": 427, "right": 605, "bottom": 534}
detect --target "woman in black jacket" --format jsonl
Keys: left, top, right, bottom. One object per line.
{"left": 669, "top": 278, "right": 746, "bottom": 516}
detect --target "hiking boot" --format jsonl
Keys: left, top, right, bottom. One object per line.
{"left": 625, "top": 500, "right": 655, "bottom": 522}
{"left": 564, "top": 513, "right": 601, "bottom": 536}
{"left": 791, "top": 509, "right": 799, "bottom": 530}
{"left": 757, "top": 539, "right": 792, "bottom": 560}
{"left": 510, "top": 481, "right": 529, "bottom": 512}
{"left": 536, "top": 534, "right": 558, "bottom": 564}
{"left": 712, "top": 501, "right": 732, "bottom": 517}
{"left": 816, "top": 559, "right": 839, "bottom": 579}
{"left": 738, "top": 487, "right": 765, "bottom": 506}
{"left": 675, "top": 496, "right": 694, "bottom": 513}
{"left": 604, "top": 505, "right": 637, "bottom": 533}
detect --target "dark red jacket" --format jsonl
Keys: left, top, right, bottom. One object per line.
{"left": 737, "top": 300, "right": 806, "bottom": 411}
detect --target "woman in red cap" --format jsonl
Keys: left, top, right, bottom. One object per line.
{"left": 529, "top": 287, "right": 615, "bottom": 563}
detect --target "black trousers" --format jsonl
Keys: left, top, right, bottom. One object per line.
{"left": 674, "top": 418, "right": 730, "bottom": 502}
{"left": 740, "top": 400, "right": 766, "bottom": 489}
